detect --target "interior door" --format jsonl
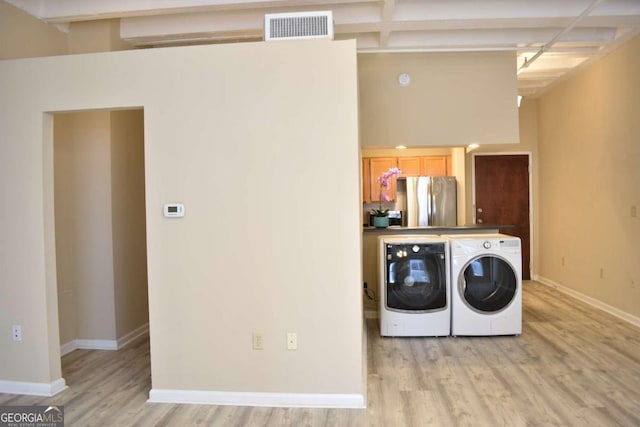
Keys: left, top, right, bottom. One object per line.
{"left": 474, "top": 154, "right": 530, "bottom": 279}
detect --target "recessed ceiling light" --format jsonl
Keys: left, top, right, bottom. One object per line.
{"left": 395, "top": 145, "right": 407, "bottom": 149}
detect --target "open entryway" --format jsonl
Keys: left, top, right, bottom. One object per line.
{"left": 473, "top": 153, "right": 532, "bottom": 280}
{"left": 53, "top": 108, "right": 149, "bottom": 371}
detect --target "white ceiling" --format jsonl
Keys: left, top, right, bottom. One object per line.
{"left": 7, "top": 0, "right": 640, "bottom": 97}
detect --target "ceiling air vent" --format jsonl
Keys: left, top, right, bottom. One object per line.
{"left": 264, "top": 11, "right": 334, "bottom": 41}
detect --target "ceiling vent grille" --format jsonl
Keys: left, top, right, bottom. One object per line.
{"left": 264, "top": 11, "right": 334, "bottom": 41}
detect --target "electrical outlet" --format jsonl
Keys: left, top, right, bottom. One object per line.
{"left": 561, "top": 256, "right": 565, "bottom": 267}
{"left": 600, "top": 268, "right": 604, "bottom": 279}
{"left": 631, "top": 205, "right": 637, "bottom": 218}
{"left": 252, "top": 332, "right": 264, "bottom": 350}
{"left": 12, "top": 325, "right": 22, "bottom": 341}
{"left": 287, "top": 333, "right": 297, "bottom": 350}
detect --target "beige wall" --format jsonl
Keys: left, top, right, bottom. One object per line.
{"left": 0, "top": 0, "right": 67, "bottom": 387}
{"left": 0, "top": 1, "right": 67, "bottom": 59}
{"left": 358, "top": 51, "right": 519, "bottom": 147}
{"left": 54, "top": 112, "right": 117, "bottom": 342}
{"left": 111, "top": 109, "right": 148, "bottom": 339}
{"left": 0, "top": 40, "right": 362, "bottom": 399}
{"left": 536, "top": 35, "right": 640, "bottom": 318}
{"left": 68, "top": 20, "right": 133, "bottom": 53}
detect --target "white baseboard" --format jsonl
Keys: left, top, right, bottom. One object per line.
{"left": 0, "top": 378, "right": 67, "bottom": 396}
{"left": 60, "top": 339, "right": 116, "bottom": 356}
{"left": 60, "top": 340, "right": 77, "bottom": 356}
{"left": 76, "top": 338, "right": 118, "bottom": 350}
{"left": 117, "top": 323, "right": 149, "bottom": 349}
{"left": 148, "top": 389, "right": 365, "bottom": 409}
{"left": 534, "top": 275, "right": 640, "bottom": 328}
{"left": 61, "top": 323, "right": 149, "bottom": 356}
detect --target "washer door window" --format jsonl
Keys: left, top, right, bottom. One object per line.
{"left": 461, "top": 255, "right": 517, "bottom": 313}
{"left": 386, "top": 243, "right": 447, "bottom": 312}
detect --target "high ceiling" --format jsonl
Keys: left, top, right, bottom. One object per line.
{"left": 7, "top": 0, "right": 640, "bottom": 97}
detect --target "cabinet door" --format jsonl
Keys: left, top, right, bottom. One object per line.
{"left": 362, "top": 158, "right": 371, "bottom": 203}
{"left": 369, "top": 157, "right": 398, "bottom": 202}
{"left": 423, "top": 156, "right": 449, "bottom": 176}
{"left": 397, "top": 157, "right": 422, "bottom": 177}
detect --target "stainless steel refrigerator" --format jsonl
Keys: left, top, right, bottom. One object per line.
{"left": 405, "top": 176, "right": 457, "bottom": 227}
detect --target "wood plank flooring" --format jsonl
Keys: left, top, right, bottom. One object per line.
{"left": 2, "top": 281, "right": 639, "bottom": 426}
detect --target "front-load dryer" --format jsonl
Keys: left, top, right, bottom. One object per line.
{"left": 378, "top": 235, "right": 450, "bottom": 337}
{"left": 443, "top": 234, "right": 522, "bottom": 336}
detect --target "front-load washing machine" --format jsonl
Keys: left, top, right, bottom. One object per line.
{"left": 444, "top": 234, "right": 522, "bottom": 336}
{"left": 378, "top": 235, "right": 450, "bottom": 337}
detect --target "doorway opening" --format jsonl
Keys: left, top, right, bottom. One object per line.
{"left": 53, "top": 108, "right": 149, "bottom": 383}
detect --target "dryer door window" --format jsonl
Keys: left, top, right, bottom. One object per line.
{"left": 386, "top": 243, "right": 447, "bottom": 312}
{"left": 460, "top": 255, "right": 517, "bottom": 313}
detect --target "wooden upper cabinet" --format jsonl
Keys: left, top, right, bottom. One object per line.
{"left": 368, "top": 157, "right": 398, "bottom": 202}
{"left": 397, "top": 157, "right": 422, "bottom": 177}
{"left": 423, "top": 156, "right": 450, "bottom": 176}
{"left": 398, "top": 155, "right": 451, "bottom": 177}
{"left": 362, "top": 155, "right": 450, "bottom": 203}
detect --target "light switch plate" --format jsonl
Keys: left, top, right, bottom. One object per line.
{"left": 287, "top": 333, "right": 297, "bottom": 350}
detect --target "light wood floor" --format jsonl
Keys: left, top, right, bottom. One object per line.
{"left": 2, "top": 281, "right": 639, "bottom": 426}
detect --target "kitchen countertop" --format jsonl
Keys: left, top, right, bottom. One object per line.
{"left": 362, "top": 224, "right": 514, "bottom": 233}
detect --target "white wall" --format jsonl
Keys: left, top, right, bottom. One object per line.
{"left": 0, "top": 39, "right": 363, "bottom": 403}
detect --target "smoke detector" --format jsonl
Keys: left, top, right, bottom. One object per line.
{"left": 264, "top": 11, "right": 334, "bottom": 41}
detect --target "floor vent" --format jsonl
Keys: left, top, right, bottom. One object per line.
{"left": 264, "top": 11, "right": 334, "bottom": 41}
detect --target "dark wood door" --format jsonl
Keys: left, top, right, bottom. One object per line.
{"left": 475, "top": 155, "right": 530, "bottom": 279}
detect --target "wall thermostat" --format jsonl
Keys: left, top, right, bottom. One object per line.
{"left": 163, "top": 203, "right": 184, "bottom": 218}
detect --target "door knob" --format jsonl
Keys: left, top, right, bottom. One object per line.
{"left": 477, "top": 218, "right": 484, "bottom": 224}
{"left": 477, "top": 207, "right": 483, "bottom": 213}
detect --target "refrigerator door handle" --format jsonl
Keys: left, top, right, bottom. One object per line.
{"left": 428, "top": 178, "right": 435, "bottom": 226}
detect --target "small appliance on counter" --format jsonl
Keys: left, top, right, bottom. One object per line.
{"left": 369, "top": 210, "right": 403, "bottom": 227}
